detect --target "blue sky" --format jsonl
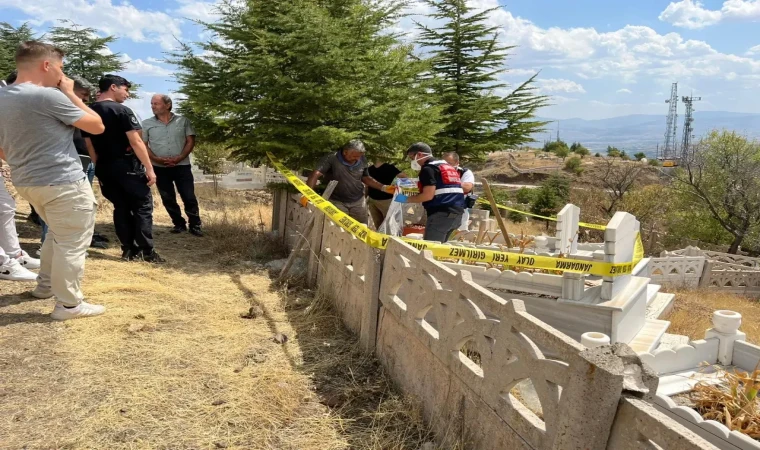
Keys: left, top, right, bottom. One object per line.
{"left": 1, "top": 0, "right": 759, "bottom": 121}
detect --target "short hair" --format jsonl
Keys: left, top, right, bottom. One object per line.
{"left": 406, "top": 142, "right": 432, "bottom": 156}
{"left": 443, "top": 151, "right": 460, "bottom": 164}
{"left": 342, "top": 139, "right": 366, "bottom": 153}
{"left": 98, "top": 74, "right": 131, "bottom": 93}
{"left": 157, "top": 94, "right": 172, "bottom": 111}
{"left": 5, "top": 70, "right": 17, "bottom": 84}
{"left": 15, "top": 41, "right": 64, "bottom": 67}
{"left": 72, "top": 76, "right": 93, "bottom": 94}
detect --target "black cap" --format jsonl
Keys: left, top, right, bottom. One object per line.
{"left": 406, "top": 142, "right": 432, "bottom": 156}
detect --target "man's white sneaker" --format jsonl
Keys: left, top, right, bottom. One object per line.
{"left": 15, "top": 250, "right": 40, "bottom": 269}
{"left": 31, "top": 286, "right": 53, "bottom": 299}
{"left": 0, "top": 258, "right": 38, "bottom": 281}
{"left": 50, "top": 302, "right": 106, "bottom": 321}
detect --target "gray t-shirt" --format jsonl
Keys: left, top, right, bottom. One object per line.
{"left": 0, "top": 83, "right": 86, "bottom": 186}
{"left": 315, "top": 152, "right": 369, "bottom": 203}
{"left": 141, "top": 114, "right": 195, "bottom": 167}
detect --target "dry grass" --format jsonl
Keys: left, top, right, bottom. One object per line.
{"left": 0, "top": 183, "right": 436, "bottom": 449}
{"left": 665, "top": 290, "right": 760, "bottom": 344}
{"left": 691, "top": 365, "right": 760, "bottom": 439}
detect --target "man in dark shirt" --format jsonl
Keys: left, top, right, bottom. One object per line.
{"left": 366, "top": 161, "right": 405, "bottom": 229}
{"left": 393, "top": 142, "right": 464, "bottom": 242}
{"left": 304, "top": 140, "right": 395, "bottom": 223}
{"left": 84, "top": 74, "right": 163, "bottom": 263}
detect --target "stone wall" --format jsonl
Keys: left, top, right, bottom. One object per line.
{"left": 649, "top": 256, "right": 705, "bottom": 289}
{"left": 317, "top": 220, "right": 382, "bottom": 350}
{"left": 654, "top": 247, "right": 760, "bottom": 296}
{"left": 271, "top": 189, "right": 718, "bottom": 450}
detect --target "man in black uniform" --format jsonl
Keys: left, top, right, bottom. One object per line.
{"left": 84, "top": 75, "right": 164, "bottom": 262}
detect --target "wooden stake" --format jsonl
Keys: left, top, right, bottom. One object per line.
{"left": 481, "top": 178, "right": 512, "bottom": 248}
{"left": 277, "top": 180, "right": 338, "bottom": 282}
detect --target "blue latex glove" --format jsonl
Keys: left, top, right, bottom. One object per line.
{"left": 394, "top": 193, "right": 408, "bottom": 203}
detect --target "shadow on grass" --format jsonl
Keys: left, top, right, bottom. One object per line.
{"left": 0, "top": 311, "right": 55, "bottom": 327}
{"left": 268, "top": 278, "right": 437, "bottom": 449}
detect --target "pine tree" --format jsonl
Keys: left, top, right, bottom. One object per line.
{"left": 0, "top": 22, "right": 35, "bottom": 79}
{"left": 172, "top": 0, "right": 442, "bottom": 168}
{"left": 48, "top": 21, "right": 128, "bottom": 95}
{"left": 418, "top": 0, "right": 548, "bottom": 160}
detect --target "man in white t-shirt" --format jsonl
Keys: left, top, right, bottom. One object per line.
{"left": 0, "top": 70, "right": 39, "bottom": 281}
{"left": 443, "top": 152, "right": 475, "bottom": 231}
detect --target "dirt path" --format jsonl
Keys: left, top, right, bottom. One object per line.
{"left": 0, "top": 187, "right": 432, "bottom": 449}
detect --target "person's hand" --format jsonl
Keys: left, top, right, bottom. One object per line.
{"left": 146, "top": 169, "right": 157, "bottom": 187}
{"left": 299, "top": 195, "right": 309, "bottom": 208}
{"left": 58, "top": 76, "right": 75, "bottom": 96}
{"left": 382, "top": 185, "right": 396, "bottom": 194}
{"left": 394, "top": 193, "right": 408, "bottom": 203}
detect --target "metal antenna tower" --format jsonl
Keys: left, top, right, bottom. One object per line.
{"left": 662, "top": 82, "right": 678, "bottom": 160}
{"left": 681, "top": 93, "right": 702, "bottom": 160}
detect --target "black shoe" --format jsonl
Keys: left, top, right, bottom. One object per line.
{"left": 93, "top": 233, "right": 110, "bottom": 243}
{"left": 121, "top": 247, "right": 139, "bottom": 261}
{"left": 90, "top": 239, "right": 108, "bottom": 249}
{"left": 189, "top": 226, "right": 204, "bottom": 237}
{"left": 170, "top": 225, "right": 187, "bottom": 234}
{"left": 141, "top": 250, "right": 166, "bottom": 264}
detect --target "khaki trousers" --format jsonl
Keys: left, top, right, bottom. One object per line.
{"left": 333, "top": 197, "right": 368, "bottom": 224}
{"left": 16, "top": 179, "right": 96, "bottom": 307}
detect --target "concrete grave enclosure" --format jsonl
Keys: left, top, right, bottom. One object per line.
{"left": 271, "top": 188, "right": 760, "bottom": 449}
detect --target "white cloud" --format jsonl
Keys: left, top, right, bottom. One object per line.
{"left": 659, "top": 0, "right": 760, "bottom": 29}
{"left": 506, "top": 68, "right": 541, "bottom": 77}
{"left": 125, "top": 59, "right": 172, "bottom": 77}
{"left": 658, "top": 0, "right": 722, "bottom": 29}
{"left": 146, "top": 57, "right": 164, "bottom": 64}
{"left": 120, "top": 54, "right": 172, "bottom": 77}
{"left": 0, "top": 0, "right": 183, "bottom": 49}
{"left": 726, "top": 71, "right": 738, "bottom": 80}
{"left": 449, "top": 0, "right": 760, "bottom": 84}
{"left": 617, "top": 88, "right": 632, "bottom": 94}
{"left": 539, "top": 78, "right": 586, "bottom": 93}
{"left": 174, "top": 0, "right": 222, "bottom": 23}
{"left": 747, "top": 44, "right": 760, "bottom": 55}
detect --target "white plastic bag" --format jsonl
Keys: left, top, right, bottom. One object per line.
{"left": 378, "top": 192, "right": 405, "bottom": 236}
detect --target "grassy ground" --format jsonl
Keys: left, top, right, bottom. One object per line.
{"left": 0, "top": 184, "right": 434, "bottom": 449}
{"left": 666, "top": 289, "right": 760, "bottom": 344}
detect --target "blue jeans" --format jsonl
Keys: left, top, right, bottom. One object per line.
{"left": 41, "top": 164, "right": 95, "bottom": 243}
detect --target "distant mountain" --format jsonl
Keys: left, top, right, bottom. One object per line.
{"left": 531, "top": 111, "right": 760, "bottom": 157}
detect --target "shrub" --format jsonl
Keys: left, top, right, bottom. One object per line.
{"left": 515, "top": 187, "right": 537, "bottom": 204}
{"left": 565, "top": 157, "right": 583, "bottom": 174}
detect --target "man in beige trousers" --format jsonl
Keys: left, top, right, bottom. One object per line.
{"left": 0, "top": 41, "right": 107, "bottom": 320}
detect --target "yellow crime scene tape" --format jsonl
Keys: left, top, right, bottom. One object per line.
{"left": 474, "top": 198, "right": 644, "bottom": 264}
{"left": 476, "top": 197, "right": 606, "bottom": 230}
{"left": 268, "top": 153, "right": 642, "bottom": 277}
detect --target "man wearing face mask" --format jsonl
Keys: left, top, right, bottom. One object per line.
{"left": 303, "top": 140, "right": 395, "bottom": 223}
{"left": 394, "top": 143, "right": 464, "bottom": 242}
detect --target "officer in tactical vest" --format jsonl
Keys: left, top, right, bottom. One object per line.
{"left": 393, "top": 143, "right": 464, "bottom": 242}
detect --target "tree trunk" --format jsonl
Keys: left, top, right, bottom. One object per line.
{"left": 728, "top": 233, "right": 744, "bottom": 254}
